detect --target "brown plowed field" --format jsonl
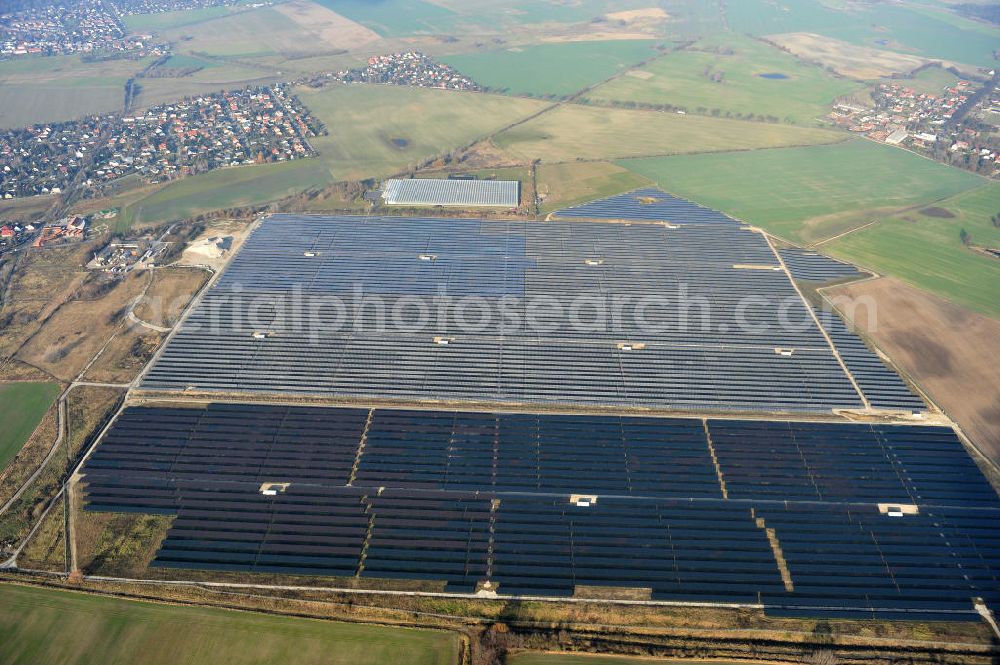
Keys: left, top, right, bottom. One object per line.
{"left": 830, "top": 277, "right": 1000, "bottom": 465}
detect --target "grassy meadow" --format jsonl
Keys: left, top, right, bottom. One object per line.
{"left": 495, "top": 104, "right": 843, "bottom": 163}
{"left": 619, "top": 140, "right": 985, "bottom": 241}
{"left": 0, "top": 383, "right": 60, "bottom": 471}
{"left": 586, "top": 36, "right": 863, "bottom": 124}
{"left": 0, "top": 584, "right": 460, "bottom": 665}
{"left": 302, "top": 84, "right": 548, "bottom": 180}
{"left": 116, "top": 159, "right": 331, "bottom": 231}
{"left": 442, "top": 41, "right": 661, "bottom": 98}
{"left": 825, "top": 183, "right": 1000, "bottom": 318}
{"left": 537, "top": 161, "right": 651, "bottom": 213}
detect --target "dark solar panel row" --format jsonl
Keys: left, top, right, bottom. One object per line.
{"left": 815, "top": 308, "right": 926, "bottom": 412}
{"left": 779, "top": 248, "right": 864, "bottom": 282}
{"left": 82, "top": 403, "right": 369, "bottom": 495}
{"left": 81, "top": 404, "right": 996, "bottom": 509}
{"left": 710, "top": 420, "right": 998, "bottom": 507}
{"left": 79, "top": 403, "right": 1000, "bottom": 618}
{"left": 356, "top": 410, "right": 721, "bottom": 497}
{"left": 492, "top": 497, "right": 784, "bottom": 601}
{"left": 757, "top": 502, "right": 998, "bottom": 619}
{"left": 154, "top": 484, "right": 370, "bottom": 578}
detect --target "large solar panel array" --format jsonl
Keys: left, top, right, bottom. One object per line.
{"left": 815, "top": 308, "right": 925, "bottom": 412}
{"left": 382, "top": 178, "right": 520, "bottom": 207}
{"left": 141, "top": 209, "right": 872, "bottom": 413}
{"left": 779, "top": 248, "right": 864, "bottom": 282}
{"left": 80, "top": 403, "right": 1000, "bottom": 619}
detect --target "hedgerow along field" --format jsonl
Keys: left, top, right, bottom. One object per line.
{"left": 618, "top": 139, "right": 986, "bottom": 242}
{"left": 584, "top": 36, "right": 863, "bottom": 125}
{"left": 824, "top": 182, "right": 1000, "bottom": 318}
{"left": 0, "top": 584, "right": 460, "bottom": 665}
{"left": 441, "top": 40, "right": 663, "bottom": 98}
{"left": 0, "top": 382, "right": 60, "bottom": 471}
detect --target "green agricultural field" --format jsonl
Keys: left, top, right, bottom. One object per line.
{"left": 131, "top": 67, "right": 281, "bottom": 110}
{"left": 313, "top": 0, "right": 460, "bottom": 35}
{"left": 302, "top": 84, "right": 549, "bottom": 180}
{"left": 494, "top": 104, "right": 843, "bottom": 163}
{"left": 442, "top": 41, "right": 661, "bottom": 98}
{"left": 0, "top": 584, "right": 459, "bottom": 665}
{"left": 120, "top": 159, "right": 331, "bottom": 231}
{"left": 0, "top": 383, "right": 60, "bottom": 471}
{"left": 429, "top": 0, "right": 657, "bottom": 28}
{"left": 123, "top": 5, "right": 232, "bottom": 32}
{"left": 537, "top": 161, "right": 651, "bottom": 213}
{"left": 619, "top": 140, "right": 985, "bottom": 241}
{"left": 0, "top": 56, "right": 149, "bottom": 128}
{"left": 724, "top": 0, "right": 1000, "bottom": 68}
{"left": 825, "top": 183, "right": 1000, "bottom": 318}
{"left": 585, "top": 36, "right": 863, "bottom": 125}
{"left": 159, "top": 54, "right": 220, "bottom": 70}
{"left": 157, "top": 6, "right": 329, "bottom": 58}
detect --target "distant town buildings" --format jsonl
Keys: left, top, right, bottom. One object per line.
{"left": 0, "top": 0, "right": 240, "bottom": 59}
{"left": 829, "top": 72, "right": 1000, "bottom": 176}
{"left": 331, "top": 52, "right": 479, "bottom": 91}
{"left": 0, "top": 84, "right": 323, "bottom": 199}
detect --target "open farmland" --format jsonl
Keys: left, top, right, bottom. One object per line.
{"left": 442, "top": 41, "right": 661, "bottom": 98}
{"left": 155, "top": 5, "right": 333, "bottom": 58}
{"left": 585, "top": 36, "right": 862, "bottom": 124}
{"left": 302, "top": 84, "right": 549, "bottom": 181}
{"left": 122, "top": 5, "right": 234, "bottom": 32}
{"left": 129, "top": 66, "right": 283, "bottom": 110}
{"left": 0, "top": 584, "right": 460, "bottom": 665}
{"left": 0, "top": 56, "right": 149, "bottom": 128}
{"left": 494, "top": 104, "right": 843, "bottom": 162}
{"left": 823, "top": 183, "right": 1000, "bottom": 318}
{"left": 118, "top": 159, "right": 332, "bottom": 231}
{"left": 765, "top": 33, "right": 934, "bottom": 80}
{"left": 725, "top": 0, "right": 999, "bottom": 68}
{"left": 312, "top": 0, "right": 462, "bottom": 36}
{"left": 274, "top": 0, "right": 381, "bottom": 50}
{"left": 0, "top": 382, "right": 60, "bottom": 471}
{"left": 618, "top": 140, "right": 985, "bottom": 241}
{"left": 536, "top": 161, "right": 651, "bottom": 213}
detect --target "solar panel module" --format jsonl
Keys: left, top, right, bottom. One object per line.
{"left": 79, "top": 403, "right": 1000, "bottom": 619}
{"left": 139, "top": 199, "right": 902, "bottom": 414}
